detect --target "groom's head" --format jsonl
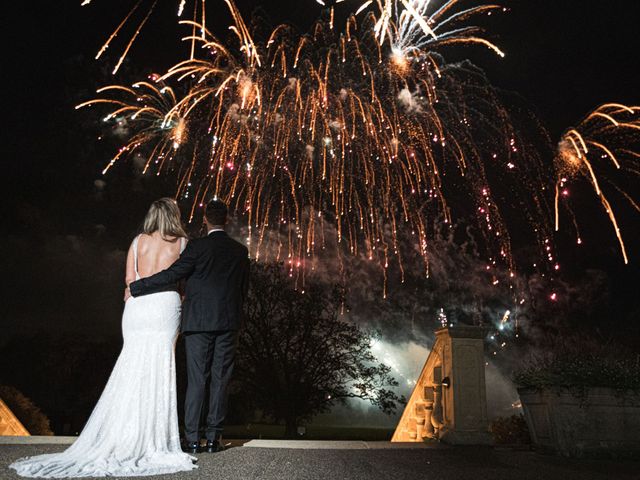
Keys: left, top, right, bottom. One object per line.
{"left": 205, "top": 199, "right": 228, "bottom": 229}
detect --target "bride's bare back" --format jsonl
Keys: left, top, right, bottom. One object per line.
{"left": 126, "top": 232, "right": 185, "bottom": 285}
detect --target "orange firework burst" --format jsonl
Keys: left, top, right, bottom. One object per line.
{"left": 555, "top": 103, "right": 640, "bottom": 264}
{"left": 76, "top": 79, "right": 189, "bottom": 175}
{"left": 80, "top": 0, "right": 555, "bottom": 291}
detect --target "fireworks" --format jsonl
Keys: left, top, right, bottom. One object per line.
{"left": 82, "top": 0, "right": 208, "bottom": 73}
{"left": 357, "top": 0, "right": 506, "bottom": 59}
{"left": 79, "top": 0, "right": 557, "bottom": 290}
{"left": 76, "top": 79, "right": 188, "bottom": 175}
{"left": 316, "top": 0, "right": 347, "bottom": 9}
{"left": 555, "top": 103, "right": 640, "bottom": 264}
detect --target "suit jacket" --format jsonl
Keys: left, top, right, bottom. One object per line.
{"left": 129, "top": 231, "right": 250, "bottom": 332}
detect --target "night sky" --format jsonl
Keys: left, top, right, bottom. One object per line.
{"left": 3, "top": 0, "right": 640, "bottom": 347}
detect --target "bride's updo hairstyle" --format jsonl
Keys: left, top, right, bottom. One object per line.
{"left": 142, "top": 198, "right": 188, "bottom": 240}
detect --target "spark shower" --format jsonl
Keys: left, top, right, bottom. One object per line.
{"left": 78, "top": 0, "right": 639, "bottom": 291}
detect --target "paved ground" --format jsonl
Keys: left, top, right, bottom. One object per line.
{"left": 1, "top": 444, "right": 639, "bottom": 480}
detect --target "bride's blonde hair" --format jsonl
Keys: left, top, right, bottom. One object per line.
{"left": 142, "top": 198, "right": 188, "bottom": 240}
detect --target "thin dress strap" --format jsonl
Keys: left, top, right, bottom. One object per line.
{"left": 133, "top": 235, "right": 141, "bottom": 281}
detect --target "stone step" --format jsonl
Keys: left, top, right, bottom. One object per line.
{"left": 243, "top": 440, "right": 444, "bottom": 449}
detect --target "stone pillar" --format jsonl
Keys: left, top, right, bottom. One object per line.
{"left": 436, "top": 326, "right": 492, "bottom": 445}
{"left": 391, "top": 325, "right": 492, "bottom": 445}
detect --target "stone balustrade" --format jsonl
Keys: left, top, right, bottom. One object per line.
{"left": 392, "top": 326, "right": 492, "bottom": 445}
{"left": 0, "top": 398, "right": 30, "bottom": 436}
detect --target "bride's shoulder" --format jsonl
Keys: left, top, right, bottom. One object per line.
{"left": 132, "top": 233, "right": 158, "bottom": 250}
{"left": 134, "top": 233, "right": 151, "bottom": 245}
{"left": 129, "top": 233, "right": 142, "bottom": 246}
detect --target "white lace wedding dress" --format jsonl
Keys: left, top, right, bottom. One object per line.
{"left": 10, "top": 236, "right": 197, "bottom": 478}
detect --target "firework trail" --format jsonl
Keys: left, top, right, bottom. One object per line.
{"left": 82, "top": 0, "right": 208, "bottom": 73}
{"left": 79, "top": 0, "right": 555, "bottom": 292}
{"left": 555, "top": 103, "right": 640, "bottom": 264}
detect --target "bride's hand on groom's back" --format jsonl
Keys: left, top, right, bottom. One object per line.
{"left": 124, "top": 287, "right": 132, "bottom": 302}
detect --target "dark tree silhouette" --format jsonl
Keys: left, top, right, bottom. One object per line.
{"left": 237, "top": 262, "right": 403, "bottom": 438}
{"left": 0, "top": 335, "right": 121, "bottom": 434}
{"left": 0, "top": 385, "right": 53, "bottom": 435}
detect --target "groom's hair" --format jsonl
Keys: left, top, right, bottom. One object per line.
{"left": 205, "top": 199, "right": 228, "bottom": 226}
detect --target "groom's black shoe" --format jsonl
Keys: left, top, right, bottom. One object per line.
{"left": 205, "top": 439, "right": 225, "bottom": 453}
{"left": 182, "top": 441, "right": 200, "bottom": 454}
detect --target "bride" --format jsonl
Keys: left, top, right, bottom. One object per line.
{"left": 11, "top": 198, "right": 198, "bottom": 478}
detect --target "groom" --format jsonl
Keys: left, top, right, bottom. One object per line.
{"left": 128, "top": 199, "right": 250, "bottom": 454}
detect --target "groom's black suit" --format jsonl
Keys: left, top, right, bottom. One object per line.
{"left": 129, "top": 230, "right": 250, "bottom": 442}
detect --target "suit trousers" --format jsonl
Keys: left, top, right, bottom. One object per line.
{"left": 183, "top": 330, "right": 238, "bottom": 442}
